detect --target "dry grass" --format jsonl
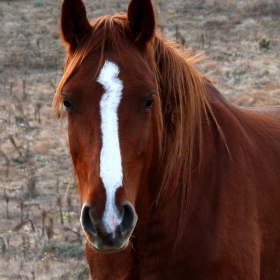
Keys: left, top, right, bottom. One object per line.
{"left": 0, "top": 0, "right": 280, "bottom": 279}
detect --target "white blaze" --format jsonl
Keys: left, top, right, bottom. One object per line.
{"left": 97, "top": 61, "right": 123, "bottom": 233}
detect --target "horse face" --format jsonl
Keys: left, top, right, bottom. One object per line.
{"left": 59, "top": 0, "right": 156, "bottom": 253}
{"left": 62, "top": 44, "right": 155, "bottom": 252}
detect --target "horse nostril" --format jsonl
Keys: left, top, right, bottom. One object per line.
{"left": 121, "top": 203, "right": 136, "bottom": 234}
{"left": 81, "top": 205, "right": 97, "bottom": 237}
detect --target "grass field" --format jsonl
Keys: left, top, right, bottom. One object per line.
{"left": 0, "top": 0, "right": 279, "bottom": 279}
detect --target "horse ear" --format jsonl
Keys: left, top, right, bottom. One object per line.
{"left": 61, "top": 0, "right": 91, "bottom": 52}
{"left": 127, "top": 0, "right": 156, "bottom": 44}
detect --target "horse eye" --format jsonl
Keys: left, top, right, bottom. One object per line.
{"left": 62, "top": 96, "right": 74, "bottom": 110}
{"left": 143, "top": 95, "right": 154, "bottom": 109}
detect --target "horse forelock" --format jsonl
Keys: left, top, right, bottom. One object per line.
{"left": 53, "top": 13, "right": 129, "bottom": 116}
{"left": 53, "top": 12, "right": 227, "bottom": 237}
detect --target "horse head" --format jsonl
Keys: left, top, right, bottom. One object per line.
{"left": 56, "top": 0, "right": 159, "bottom": 252}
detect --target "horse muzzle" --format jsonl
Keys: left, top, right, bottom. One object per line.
{"left": 80, "top": 202, "right": 137, "bottom": 252}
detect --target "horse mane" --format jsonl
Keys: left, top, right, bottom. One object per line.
{"left": 151, "top": 35, "right": 228, "bottom": 235}
{"left": 53, "top": 13, "right": 227, "bottom": 236}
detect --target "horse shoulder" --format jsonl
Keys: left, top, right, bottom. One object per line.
{"left": 193, "top": 82, "right": 280, "bottom": 277}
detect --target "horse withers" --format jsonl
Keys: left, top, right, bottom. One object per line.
{"left": 53, "top": 0, "right": 280, "bottom": 278}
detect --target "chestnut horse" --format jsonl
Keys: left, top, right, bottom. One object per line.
{"left": 54, "top": 0, "right": 280, "bottom": 278}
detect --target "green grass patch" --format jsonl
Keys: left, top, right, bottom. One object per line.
{"left": 54, "top": 211, "right": 77, "bottom": 220}
{"left": 33, "top": 156, "right": 48, "bottom": 166}
{"left": 40, "top": 243, "right": 85, "bottom": 259}
{"left": 32, "top": 0, "right": 50, "bottom": 7}
{"left": 0, "top": 230, "right": 13, "bottom": 237}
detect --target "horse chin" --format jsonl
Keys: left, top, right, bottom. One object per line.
{"left": 87, "top": 239, "right": 129, "bottom": 254}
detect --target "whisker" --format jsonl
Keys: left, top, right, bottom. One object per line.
{"left": 129, "top": 240, "right": 136, "bottom": 252}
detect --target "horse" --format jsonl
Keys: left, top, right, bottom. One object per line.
{"left": 53, "top": 0, "right": 280, "bottom": 278}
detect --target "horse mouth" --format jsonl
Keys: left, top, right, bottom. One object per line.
{"left": 87, "top": 239, "right": 129, "bottom": 253}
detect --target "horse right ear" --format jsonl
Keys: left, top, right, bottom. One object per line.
{"left": 127, "top": 0, "right": 156, "bottom": 44}
{"left": 60, "top": 0, "right": 91, "bottom": 52}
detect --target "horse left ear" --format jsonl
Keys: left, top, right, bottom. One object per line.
{"left": 61, "top": 0, "right": 92, "bottom": 52}
{"left": 127, "top": 0, "right": 156, "bottom": 44}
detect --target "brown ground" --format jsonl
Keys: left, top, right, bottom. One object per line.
{"left": 0, "top": 0, "right": 279, "bottom": 279}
